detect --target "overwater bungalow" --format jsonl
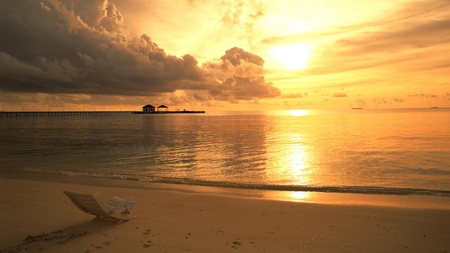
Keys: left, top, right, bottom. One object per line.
{"left": 134, "top": 104, "right": 204, "bottom": 114}
{"left": 142, "top": 104, "right": 156, "bottom": 112}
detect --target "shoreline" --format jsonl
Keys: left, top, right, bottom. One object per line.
{"left": 1, "top": 171, "right": 450, "bottom": 210}
{"left": 1, "top": 176, "right": 450, "bottom": 252}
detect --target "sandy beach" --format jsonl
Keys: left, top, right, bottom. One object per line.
{"left": 1, "top": 176, "right": 449, "bottom": 253}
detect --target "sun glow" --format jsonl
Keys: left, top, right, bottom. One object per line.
{"left": 270, "top": 43, "right": 312, "bottom": 70}
{"left": 289, "top": 109, "right": 308, "bottom": 117}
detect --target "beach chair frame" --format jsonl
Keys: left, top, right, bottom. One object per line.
{"left": 63, "top": 191, "right": 135, "bottom": 224}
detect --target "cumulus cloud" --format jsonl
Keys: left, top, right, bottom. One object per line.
{"left": 203, "top": 47, "right": 280, "bottom": 101}
{"left": 0, "top": 0, "right": 279, "bottom": 102}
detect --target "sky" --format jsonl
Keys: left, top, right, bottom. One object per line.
{"left": 1, "top": 0, "right": 449, "bottom": 111}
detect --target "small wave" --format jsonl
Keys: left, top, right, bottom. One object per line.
{"left": 5, "top": 168, "right": 450, "bottom": 198}
{"left": 148, "top": 177, "right": 450, "bottom": 197}
{"left": 408, "top": 168, "right": 450, "bottom": 175}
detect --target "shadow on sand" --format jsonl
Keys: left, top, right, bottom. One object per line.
{"left": 1, "top": 219, "right": 121, "bottom": 253}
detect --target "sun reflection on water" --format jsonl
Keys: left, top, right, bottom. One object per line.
{"left": 285, "top": 135, "right": 310, "bottom": 185}
{"left": 265, "top": 122, "right": 314, "bottom": 187}
{"left": 289, "top": 109, "right": 308, "bottom": 117}
{"left": 290, "top": 191, "right": 310, "bottom": 201}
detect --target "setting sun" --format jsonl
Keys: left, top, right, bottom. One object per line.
{"left": 270, "top": 43, "right": 312, "bottom": 70}
{"left": 1, "top": 0, "right": 449, "bottom": 111}
{"left": 1, "top": 1, "right": 450, "bottom": 251}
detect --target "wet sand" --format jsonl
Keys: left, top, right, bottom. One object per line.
{"left": 1, "top": 176, "right": 449, "bottom": 253}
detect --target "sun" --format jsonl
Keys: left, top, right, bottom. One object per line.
{"left": 270, "top": 43, "right": 312, "bottom": 70}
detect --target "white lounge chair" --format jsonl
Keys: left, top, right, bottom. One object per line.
{"left": 63, "top": 191, "right": 136, "bottom": 224}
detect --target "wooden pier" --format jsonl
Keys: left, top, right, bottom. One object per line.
{"left": 133, "top": 110, "right": 205, "bottom": 115}
{"left": 0, "top": 111, "right": 133, "bottom": 117}
{"left": 0, "top": 110, "right": 205, "bottom": 117}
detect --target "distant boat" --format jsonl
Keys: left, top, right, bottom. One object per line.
{"left": 352, "top": 107, "right": 364, "bottom": 110}
{"left": 430, "top": 107, "right": 439, "bottom": 109}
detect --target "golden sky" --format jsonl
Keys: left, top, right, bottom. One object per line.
{"left": 1, "top": 0, "right": 449, "bottom": 111}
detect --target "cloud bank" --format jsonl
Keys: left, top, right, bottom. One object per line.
{"left": 0, "top": 0, "right": 280, "bottom": 101}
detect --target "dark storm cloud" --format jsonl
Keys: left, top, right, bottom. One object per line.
{"left": 0, "top": 0, "right": 279, "bottom": 101}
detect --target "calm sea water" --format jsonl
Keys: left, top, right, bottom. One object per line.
{"left": 1, "top": 109, "right": 450, "bottom": 197}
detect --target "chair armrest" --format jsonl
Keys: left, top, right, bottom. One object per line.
{"left": 106, "top": 197, "right": 136, "bottom": 214}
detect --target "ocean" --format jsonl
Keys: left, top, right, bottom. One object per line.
{"left": 1, "top": 108, "right": 450, "bottom": 198}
